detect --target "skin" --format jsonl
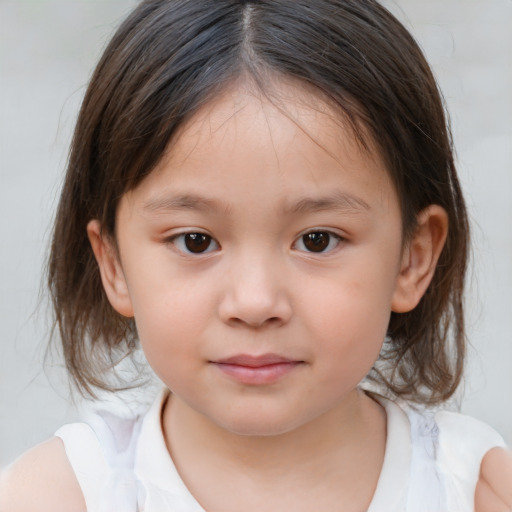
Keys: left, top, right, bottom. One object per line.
{"left": 0, "top": 82, "right": 510, "bottom": 510}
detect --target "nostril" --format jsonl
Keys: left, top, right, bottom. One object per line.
{"left": 227, "top": 315, "right": 283, "bottom": 329}
{"left": 258, "top": 317, "right": 283, "bottom": 328}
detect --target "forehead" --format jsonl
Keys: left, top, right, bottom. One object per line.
{"left": 176, "top": 82, "right": 369, "bottom": 159}
{"left": 125, "top": 80, "right": 396, "bottom": 215}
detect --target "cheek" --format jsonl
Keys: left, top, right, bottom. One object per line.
{"left": 135, "top": 302, "right": 203, "bottom": 392}
{"left": 298, "top": 269, "right": 394, "bottom": 374}
{"left": 301, "top": 267, "right": 395, "bottom": 336}
{"left": 128, "top": 272, "right": 214, "bottom": 366}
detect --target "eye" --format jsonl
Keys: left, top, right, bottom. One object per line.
{"left": 294, "top": 231, "right": 342, "bottom": 253}
{"left": 171, "top": 232, "right": 220, "bottom": 254}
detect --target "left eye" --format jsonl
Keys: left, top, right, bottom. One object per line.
{"left": 171, "top": 233, "right": 220, "bottom": 254}
{"left": 294, "top": 231, "right": 342, "bottom": 253}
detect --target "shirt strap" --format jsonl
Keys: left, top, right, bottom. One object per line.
{"left": 55, "top": 412, "right": 143, "bottom": 512}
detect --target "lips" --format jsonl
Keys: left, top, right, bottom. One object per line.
{"left": 212, "top": 354, "right": 303, "bottom": 385}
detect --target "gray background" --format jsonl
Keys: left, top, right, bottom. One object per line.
{"left": 1, "top": 0, "right": 511, "bottom": 468}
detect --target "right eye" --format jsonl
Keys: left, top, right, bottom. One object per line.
{"left": 170, "top": 232, "right": 220, "bottom": 254}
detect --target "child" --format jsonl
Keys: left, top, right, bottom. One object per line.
{"left": 1, "top": 0, "right": 511, "bottom": 510}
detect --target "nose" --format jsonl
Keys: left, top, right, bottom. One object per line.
{"left": 218, "top": 252, "right": 293, "bottom": 329}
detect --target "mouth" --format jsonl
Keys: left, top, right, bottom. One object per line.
{"left": 211, "top": 354, "right": 304, "bottom": 385}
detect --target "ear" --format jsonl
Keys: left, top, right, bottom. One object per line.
{"left": 87, "top": 220, "right": 134, "bottom": 318}
{"left": 391, "top": 205, "right": 448, "bottom": 313}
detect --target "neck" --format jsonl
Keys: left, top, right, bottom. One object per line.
{"left": 161, "top": 389, "right": 387, "bottom": 510}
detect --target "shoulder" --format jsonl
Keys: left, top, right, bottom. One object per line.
{"left": 429, "top": 409, "right": 506, "bottom": 509}
{"left": 0, "top": 437, "right": 86, "bottom": 512}
{"left": 433, "top": 410, "right": 506, "bottom": 480}
{"left": 400, "top": 402, "right": 506, "bottom": 452}
{"left": 434, "top": 410, "right": 506, "bottom": 457}
{"left": 393, "top": 402, "right": 508, "bottom": 509}
{"left": 402, "top": 405, "right": 506, "bottom": 464}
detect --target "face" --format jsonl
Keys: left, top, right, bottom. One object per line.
{"left": 105, "top": 83, "right": 407, "bottom": 436}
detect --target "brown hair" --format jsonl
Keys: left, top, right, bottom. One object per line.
{"left": 48, "top": 0, "right": 469, "bottom": 403}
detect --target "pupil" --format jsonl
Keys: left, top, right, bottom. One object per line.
{"left": 304, "top": 232, "right": 329, "bottom": 252}
{"left": 185, "top": 233, "right": 211, "bottom": 253}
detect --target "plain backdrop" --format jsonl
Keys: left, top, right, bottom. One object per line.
{"left": 1, "top": 0, "right": 511, "bottom": 468}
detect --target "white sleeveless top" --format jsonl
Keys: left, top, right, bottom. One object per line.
{"left": 55, "top": 389, "right": 506, "bottom": 512}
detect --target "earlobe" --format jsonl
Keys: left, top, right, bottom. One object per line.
{"left": 86, "top": 220, "right": 134, "bottom": 318}
{"left": 391, "top": 205, "right": 448, "bottom": 313}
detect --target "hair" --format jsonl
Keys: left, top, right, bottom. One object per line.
{"left": 48, "top": 0, "right": 469, "bottom": 403}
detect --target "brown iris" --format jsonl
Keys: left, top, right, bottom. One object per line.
{"left": 184, "top": 233, "right": 212, "bottom": 253}
{"left": 302, "top": 232, "right": 330, "bottom": 252}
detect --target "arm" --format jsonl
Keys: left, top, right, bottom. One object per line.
{"left": 0, "top": 437, "right": 86, "bottom": 512}
{"left": 475, "top": 447, "right": 512, "bottom": 511}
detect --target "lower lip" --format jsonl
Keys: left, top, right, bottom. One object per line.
{"left": 213, "top": 362, "right": 301, "bottom": 385}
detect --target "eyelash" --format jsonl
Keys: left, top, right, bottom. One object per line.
{"left": 167, "top": 230, "right": 343, "bottom": 255}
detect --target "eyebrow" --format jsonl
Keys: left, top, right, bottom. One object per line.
{"left": 142, "top": 191, "right": 370, "bottom": 215}
{"left": 143, "top": 194, "right": 223, "bottom": 213}
{"left": 286, "top": 191, "right": 371, "bottom": 215}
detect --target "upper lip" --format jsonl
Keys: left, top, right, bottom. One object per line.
{"left": 213, "top": 354, "right": 300, "bottom": 367}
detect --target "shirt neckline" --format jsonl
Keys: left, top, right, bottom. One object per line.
{"left": 135, "top": 389, "right": 412, "bottom": 511}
